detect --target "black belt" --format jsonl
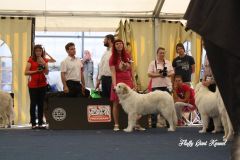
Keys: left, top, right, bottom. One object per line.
{"left": 66, "top": 80, "right": 81, "bottom": 84}
{"left": 102, "top": 76, "right": 112, "bottom": 78}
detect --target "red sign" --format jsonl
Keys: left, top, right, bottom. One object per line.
{"left": 87, "top": 105, "right": 111, "bottom": 122}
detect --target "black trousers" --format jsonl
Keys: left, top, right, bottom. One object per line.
{"left": 29, "top": 86, "right": 46, "bottom": 126}
{"left": 66, "top": 80, "right": 90, "bottom": 97}
{"left": 101, "top": 76, "right": 112, "bottom": 98}
{"left": 151, "top": 87, "right": 171, "bottom": 127}
{"left": 205, "top": 39, "right": 240, "bottom": 134}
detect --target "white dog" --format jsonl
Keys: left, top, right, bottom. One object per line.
{"left": 195, "top": 83, "right": 234, "bottom": 141}
{"left": 0, "top": 91, "right": 14, "bottom": 128}
{"left": 115, "top": 83, "right": 177, "bottom": 132}
{"left": 195, "top": 83, "right": 221, "bottom": 133}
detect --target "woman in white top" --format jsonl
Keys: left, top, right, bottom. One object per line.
{"left": 147, "top": 47, "right": 174, "bottom": 128}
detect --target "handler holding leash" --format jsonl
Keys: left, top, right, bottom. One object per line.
{"left": 109, "top": 39, "right": 144, "bottom": 131}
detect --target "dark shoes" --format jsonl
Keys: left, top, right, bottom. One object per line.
{"left": 38, "top": 125, "right": 46, "bottom": 129}
{"left": 31, "top": 125, "right": 46, "bottom": 130}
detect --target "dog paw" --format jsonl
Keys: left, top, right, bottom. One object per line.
{"left": 123, "top": 128, "right": 133, "bottom": 132}
{"left": 212, "top": 130, "right": 217, "bottom": 134}
{"left": 199, "top": 130, "right": 206, "bottom": 133}
{"left": 168, "top": 128, "right": 175, "bottom": 132}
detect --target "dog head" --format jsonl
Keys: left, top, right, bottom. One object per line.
{"left": 115, "top": 83, "right": 130, "bottom": 96}
{"left": 194, "top": 82, "right": 202, "bottom": 94}
{"left": 194, "top": 82, "right": 209, "bottom": 94}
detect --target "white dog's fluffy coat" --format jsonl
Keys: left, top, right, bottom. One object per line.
{"left": 115, "top": 83, "right": 177, "bottom": 132}
{"left": 0, "top": 91, "right": 14, "bottom": 128}
{"left": 195, "top": 83, "right": 234, "bottom": 141}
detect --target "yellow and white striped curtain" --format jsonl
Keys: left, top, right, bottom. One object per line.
{"left": 156, "top": 20, "right": 191, "bottom": 64}
{"left": 116, "top": 19, "right": 202, "bottom": 89}
{"left": 115, "top": 20, "right": 126, "bottom": 42}
{"left": 129, "top": 19, "right": 154, "bottom": 90}
{"left": 116, "top": 19, "right": 154, "bottom": 90}
{"left": 0, "top": 17, "right": 33, "bottom": 124}
{"left": 189, "top": 32, "right": 202, "bottom": 85}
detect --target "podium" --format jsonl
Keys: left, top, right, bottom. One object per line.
{"left": 45, "top": 97, "right": 148, "bottom": 130}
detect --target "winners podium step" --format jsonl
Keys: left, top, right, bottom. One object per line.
{"left": 45, "top": 97, "right": 148, "bottom": 130}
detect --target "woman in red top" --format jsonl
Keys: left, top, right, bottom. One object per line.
{"left": 25, "top": 44, "right": 49, "bottom": 129}
{"left": 109, "top": 39, "right": 143, "bottom": 131}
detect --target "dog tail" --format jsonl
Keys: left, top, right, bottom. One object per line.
{"left": 174, "top": 102, "right": 193, "bottom": 108}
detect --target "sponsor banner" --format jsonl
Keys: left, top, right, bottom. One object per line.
{"left": 87, "top": 105, "right": 111, "bottom": 122}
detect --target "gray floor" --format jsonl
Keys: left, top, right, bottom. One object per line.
{"left": 0, "top": 127, "right": 231, "bottom": 160}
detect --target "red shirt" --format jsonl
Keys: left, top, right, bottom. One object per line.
{"left": 109, "top": 53, "right": 133, "bottom": 102}
{"left": 28, "top": 57, "right": 48, "bottom": 88}
{"left": 176, "top": 83, "right": 195, "bottom": 106}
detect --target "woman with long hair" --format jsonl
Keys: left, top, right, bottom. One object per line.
{"left": 25, "top": 44, "right": 49, "bottom": 129}
{"left": 109, "top": 39, "right": 144, "bottom": 131}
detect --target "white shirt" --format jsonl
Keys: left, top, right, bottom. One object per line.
{"left": 148, "top": 59, "right": 174, "bottom": 88}
{"left": 60, "top": 56, "right": 83, "bottom": 82}
{"left": 98, "top": 48, "right": 112, "bottom": 79}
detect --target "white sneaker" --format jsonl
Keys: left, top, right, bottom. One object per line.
{"left": 113, "top": 124, "right": 120, "bottom": 131}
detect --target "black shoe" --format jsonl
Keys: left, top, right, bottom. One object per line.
{"left": 152, "top": 124, "right": 157, "bottom": 128}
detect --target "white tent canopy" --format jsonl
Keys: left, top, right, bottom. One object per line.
{"left": 0, "top": 0, "right": 190, "bottom": 31}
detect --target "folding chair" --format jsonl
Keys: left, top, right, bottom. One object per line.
{"left": 182, "top": 105, "right": 202, "bottom": 126}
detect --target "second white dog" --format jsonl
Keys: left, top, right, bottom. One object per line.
{"left": 0, "top": 91, "right": 14, "bottom": 128}
{"left": 115, "top": 83, "right": 177, "bottom": 132}
{"left": 195, "top": 83, "right": 234, "bottom": 141}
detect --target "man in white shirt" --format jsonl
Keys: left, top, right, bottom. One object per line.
{"left": 96, "top": 34, "right": 114, "bottom": 98}
{"left": 60, "top": 42, "right": 89, "bottom": 97}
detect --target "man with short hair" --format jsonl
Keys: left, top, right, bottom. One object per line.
{"left": 96, "top": 34, "right": 114, "bottom": 98}
{"left": 172, "top": 43, "right": 195, "bottom": 85}
{"left": 60, "top": 42, "right": 89, "bottom": 97}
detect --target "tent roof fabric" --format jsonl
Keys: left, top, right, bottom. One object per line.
{"left": 0, "top": 0, "right": 190, "bottom": 31}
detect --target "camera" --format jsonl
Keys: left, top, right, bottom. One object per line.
{"left": 159, "top": 67, "right": 168, "bottom": 77}
{"left": 38, "top": 65, "right": 45, "bottom": 71}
